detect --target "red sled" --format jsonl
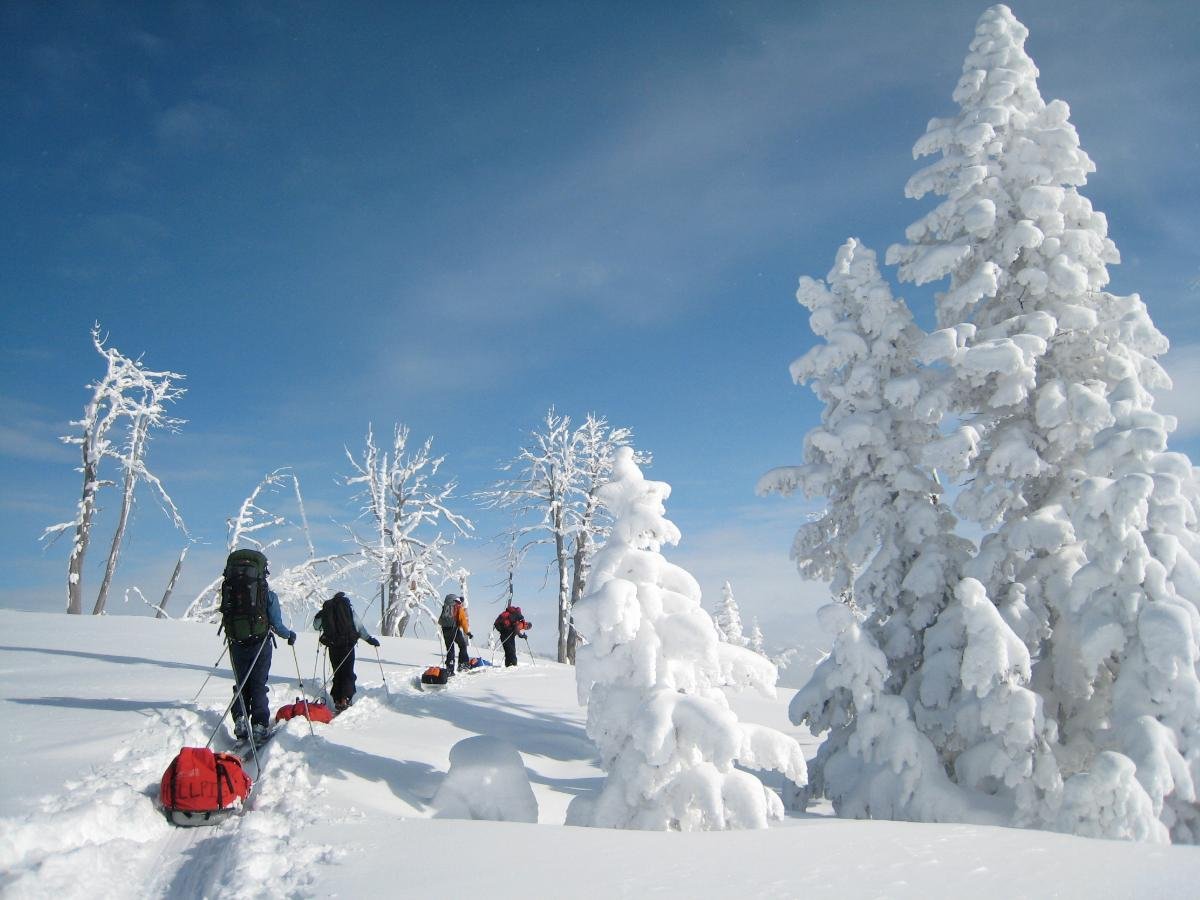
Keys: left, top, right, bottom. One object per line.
{"left": 275, "top": 697, "right": 334, "bottom": 724}
{"left": 160, "top": 746, "right": 252, "bottom": 827}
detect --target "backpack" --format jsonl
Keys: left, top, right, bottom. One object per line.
{"left": 318, "top": 593, "right": 356, "bottom": 647}
{"left": 495, "top": 605, "right": 523, "bottom": 633}
{"left": 437, "top": 596, "right": 460, "bottom": 628}
{"left": 421, "top": 666, "right": 450, "bottom": 685}
{"left": 160, "top": 746, "right": 252, "bottom": 827}
{"left": 219, "top": 549, "right": 270, "bottom": 644}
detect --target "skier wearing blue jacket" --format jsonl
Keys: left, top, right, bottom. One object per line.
{"left": 219, "top": 550, "right": 296, "bottom": 743}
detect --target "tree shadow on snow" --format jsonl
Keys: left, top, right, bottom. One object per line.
{"left": 304, "top": 738, "right": 442, "bottom": 811}
{"left": 0, "top": 645, "right": 298, "bottom": 689}
{"left": 377, "top": 684, "right": 602, "bottom": 799}
{"left": 9, "top": 696, "right": 187, "bottom": 715}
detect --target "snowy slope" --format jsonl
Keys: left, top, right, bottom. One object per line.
{"left": 1, "top": 610, "right": 1197, "bottom": 899}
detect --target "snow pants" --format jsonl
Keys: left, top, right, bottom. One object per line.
{"left": 499, "top": 629, "right": 519, "bottom": 667}
{"left": 329, "top": 642, "right": 357, "bottom": 704}
{"left": 230, "top": 636, "right": 273, "bottom": 727}
{"left": 442, "top": 626, "right": 469, "bottom": 674}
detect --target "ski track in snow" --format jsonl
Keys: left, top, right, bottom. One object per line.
{"left": 0, "top": 695, "right": 335, "bottom": 900}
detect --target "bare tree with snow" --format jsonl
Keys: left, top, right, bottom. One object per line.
{"left": 183, "top": 468, "right": 361, "bottom": 625}
{"left": 344, "top": 424, "right": 472, "bottom": 636}
{"left": 481, "top": 408, "right": 578, "bottom": 662}
{"left": 569, "top": 447, "right": 806, "bottom": 830}
{"left": 43, "top": 324, "right": 187, "bottom": 615}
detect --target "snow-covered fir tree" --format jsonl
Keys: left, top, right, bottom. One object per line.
{"left": 764, "top": 238, "right": 1058, "bottom": 825}
{"left": 569, "top": 447, "right": 806, "bottom": 830}
{"left": 748, "top": 617, "right": 766, "bottom": 656}
{"left": 884, "top": 3, "right": 1199, "bottom": 843}
{"left": 713, "top": 580, "right": 746, "bottom": 645}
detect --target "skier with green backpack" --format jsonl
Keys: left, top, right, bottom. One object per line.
{"left": 218, "top": 549, "right": 296, "bottom": 743}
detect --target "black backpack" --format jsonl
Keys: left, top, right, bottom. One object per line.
{"left": 219, "top": 550, "right": 270, "bottom": 644}
{"left": 438, "top": 595, "right": 460, "bottom": 628}
{"left": 318, "top": 593, "right": 357, "bottom": 647}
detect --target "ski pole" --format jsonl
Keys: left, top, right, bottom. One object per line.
{"left": 374, "top": 645, "right": 389, "bottom": 697}
{"left": 205, "top": 636, "right": 269, "bottom": 749}
{"left": 190, "top": 644, "right": 229, "bottom": 703}
{"left": 290, "top": 642, "right": 316, "bottom": 737}
{"left": 521, "top": 633, "right": 536, "bottom": 666}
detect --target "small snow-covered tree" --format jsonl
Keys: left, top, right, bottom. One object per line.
{"left": 884, "top": 4, "right": 1199, "bottom": 842}
{"left": 569, "top": 447, "right": 806, "bottom": 830}
{"left": 345, "top": 424, "right": 472, "bottom": 636}
{"left": 566, "top": 413, "right": 638, "bottom": 663}
{"left": 748, "top": 617, "right": 766, "bottom": 656}
{"left": 713, "top": 580, "right": 746, "bottom": 646}
{"left": 43, "top": 325, "right": 187, "bottom": 615}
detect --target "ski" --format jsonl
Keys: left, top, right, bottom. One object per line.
{"left": 229, "top": 726, "right": 278, "bottom": 760}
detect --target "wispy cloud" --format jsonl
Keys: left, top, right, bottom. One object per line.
{"left": 0, "top": 396, "right": 73, "bottom": 463}
{"left": 155, "top": 100, "right": 235, "bottom": 150}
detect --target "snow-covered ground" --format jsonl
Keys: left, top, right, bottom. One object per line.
{"left": 1, "top": 610, "right": 1196, "bottom": 899}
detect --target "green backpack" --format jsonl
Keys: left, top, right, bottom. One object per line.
{"left": 219, "top": 549, "right": 271, "bottom": 643}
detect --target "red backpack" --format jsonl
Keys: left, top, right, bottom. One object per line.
{"left": 160, "top": 746, "right": 252, "bottom": 826}
{"left": 495, "top": 605, "right": 523, "bottom": 631}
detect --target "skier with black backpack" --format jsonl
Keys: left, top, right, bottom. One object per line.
{"left": 218, "top": 549, "right": 297, "bottom": 743}
{"left": 313, "top": 591, "right": 380, "bottom": 711}
{"left": 494, "top": 603, "right": 531, "bottom": 667}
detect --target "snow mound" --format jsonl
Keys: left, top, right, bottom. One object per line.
{"left": 432, "top": 736, "right": 538, "bottom": 824}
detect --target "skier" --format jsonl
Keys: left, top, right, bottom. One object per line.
{"left": 493, "top": 603, "right": 531, "bottom": 667}
{"left": 313, "top": 591, "right": 381, "bottom": 711}
{"left": 438, "top": 593, "right": 471, "bottom": 676}
{"left": 218, "top": 549, "right": 296, "bottom": 743}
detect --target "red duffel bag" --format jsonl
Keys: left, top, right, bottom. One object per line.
{"left": 160, "top": 746, "right": 252, "bottom": 827}
{"left": 275, "top": 697, "right": 334, "bottom": 724}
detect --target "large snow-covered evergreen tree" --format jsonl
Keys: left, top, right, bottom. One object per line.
{"left": 776, "top": 5, "right": 1197, "bottom": 843}
{"left": 764, "top": 239, "right": 1058, "bottom": 825}
{"left": 885, "top": 3, "right": 1198, "bottom": 843}
{"left": 569, "top": 448, "right": 806, "bottom": 830}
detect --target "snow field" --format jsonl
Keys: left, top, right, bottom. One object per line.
{"left": 2, "top": 611, "right": 1199, "bottom": 899}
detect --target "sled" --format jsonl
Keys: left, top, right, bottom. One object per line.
{"left": 275, "top": 697, "right": 334, "bottom": 724}
{"left": 161, "top": 746, "right": 252, "bottom": 827}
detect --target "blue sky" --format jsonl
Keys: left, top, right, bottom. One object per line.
{"left": 2, "top": 1, "right": 1198, "bottom": 659}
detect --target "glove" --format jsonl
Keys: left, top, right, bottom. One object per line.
{"left": 287, "top": 631, "right": 297, "bottom": 646}
{"left": 467, "top": 632, "right": 474, "bottom": 639}
{"left": 367, "top": 636, "right": 381, "bottom": 647}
